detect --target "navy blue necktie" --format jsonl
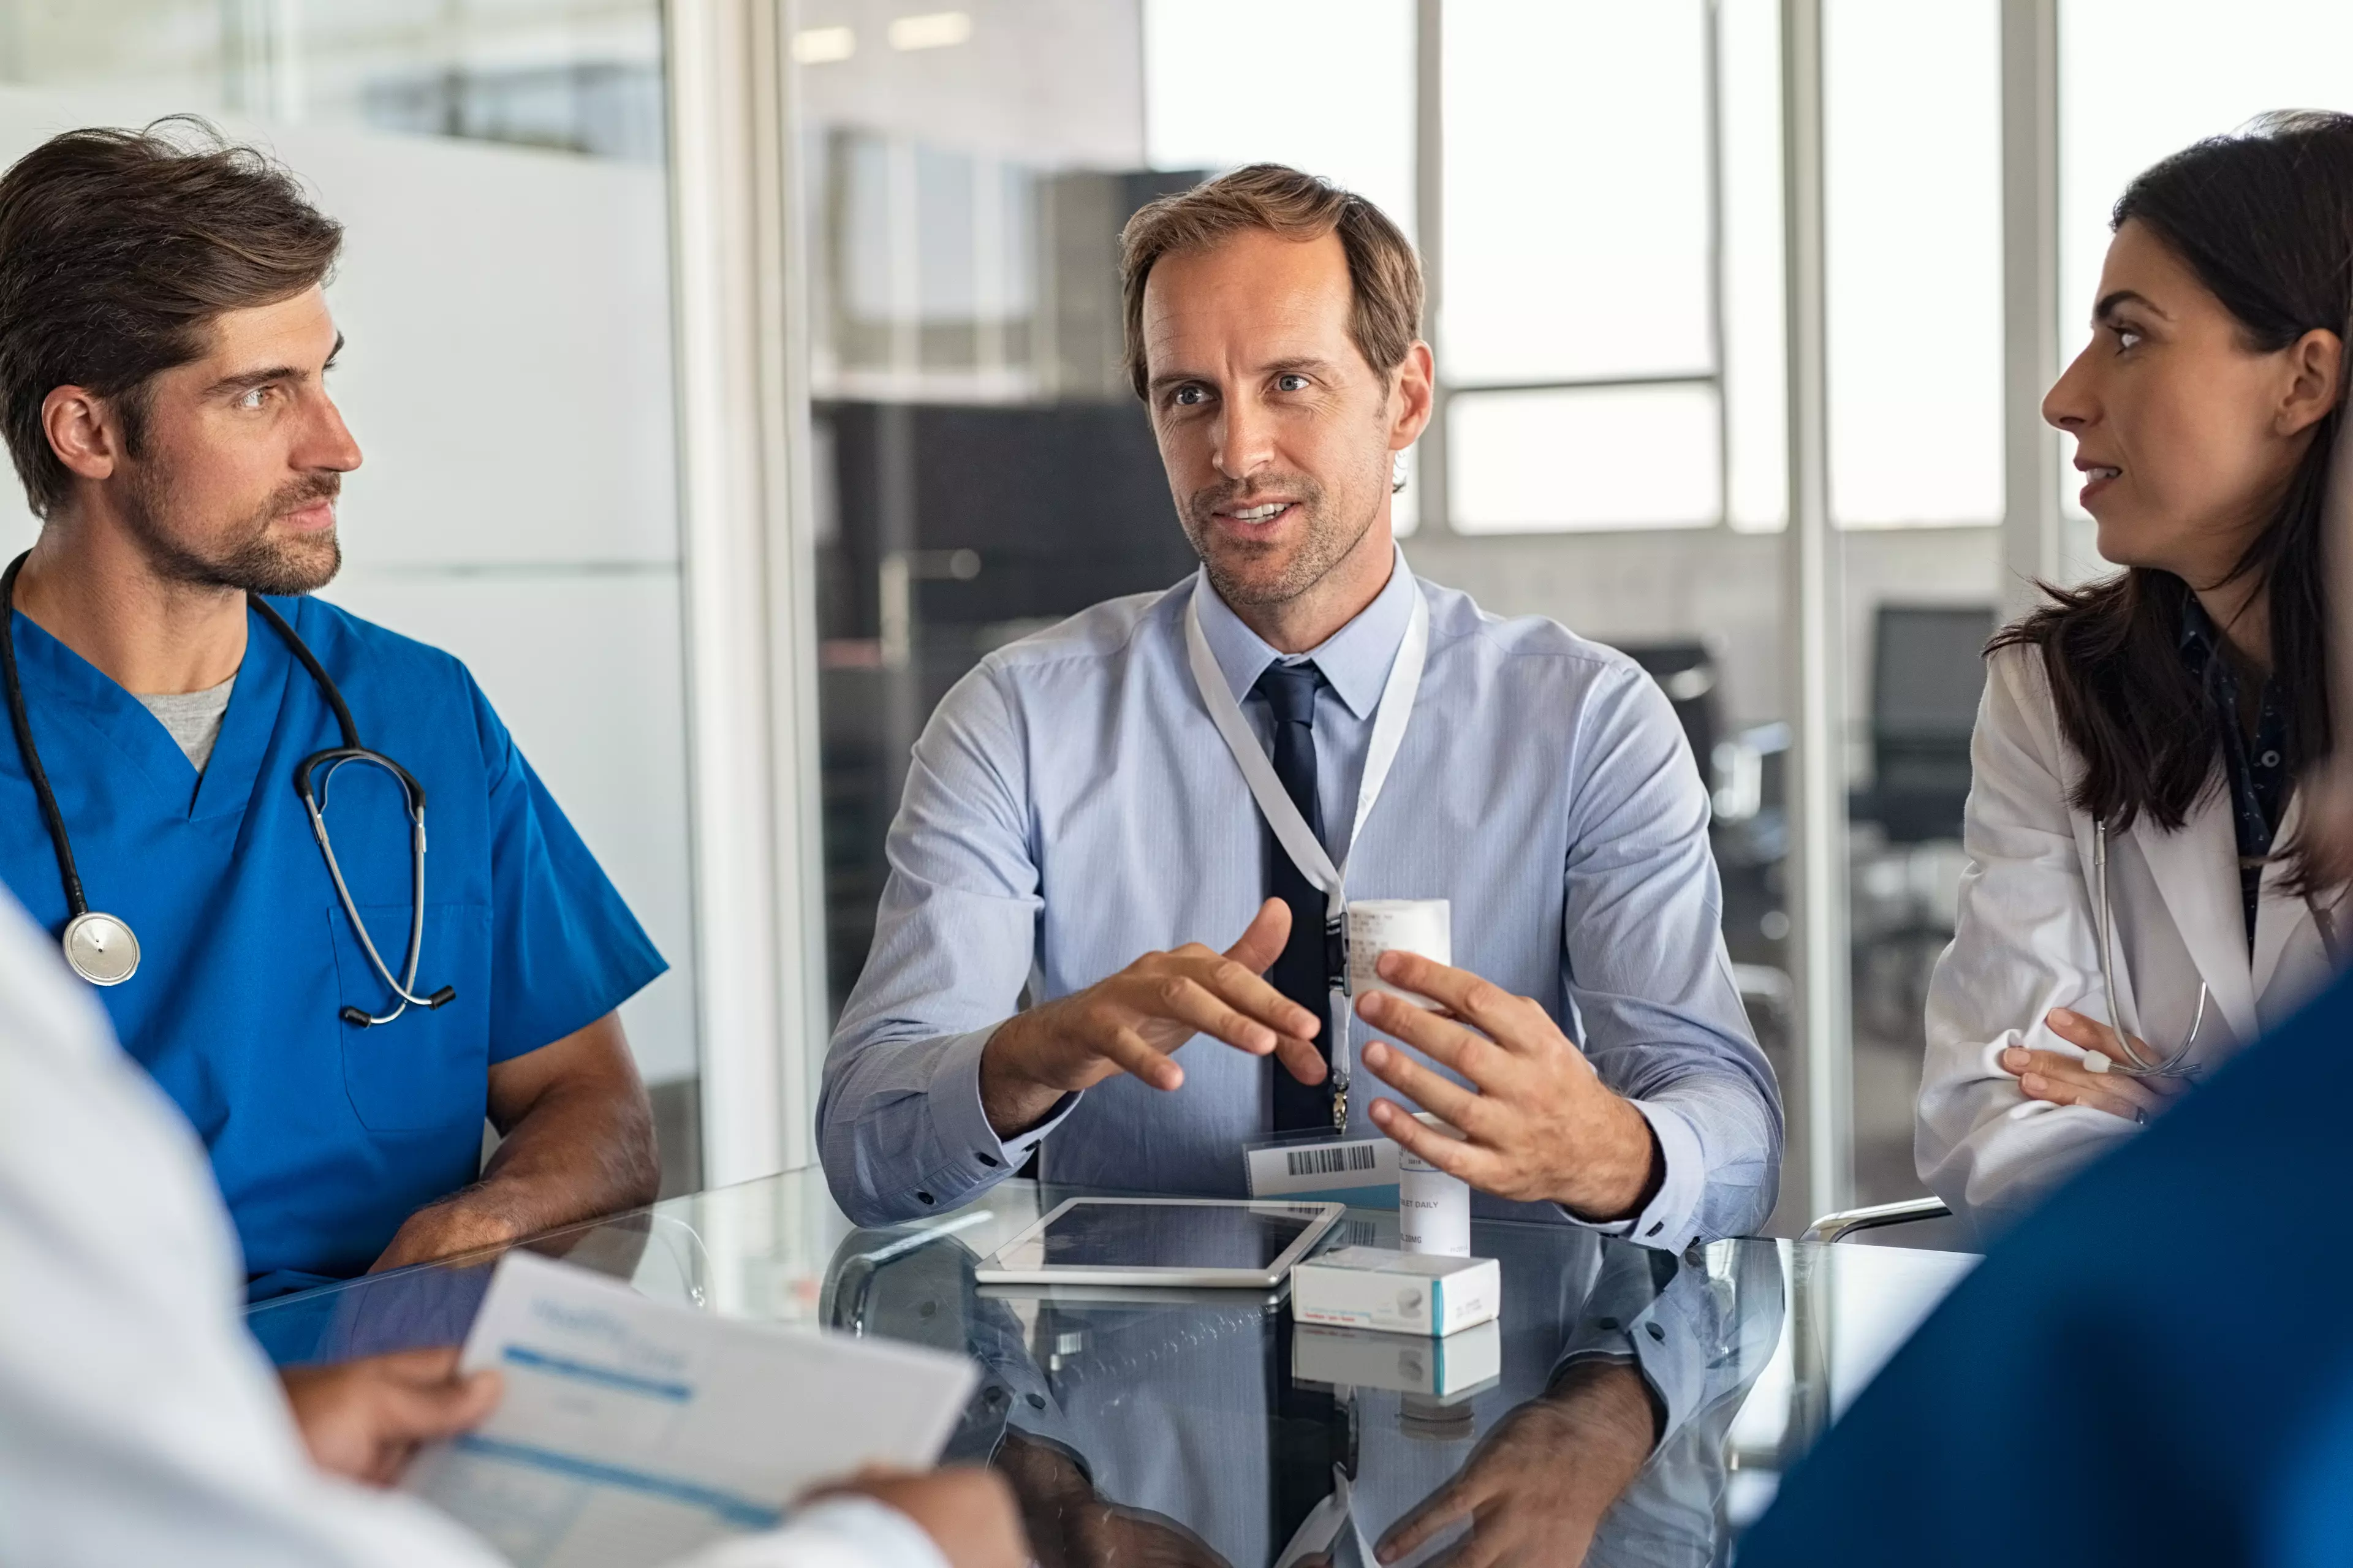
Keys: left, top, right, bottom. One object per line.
{"left": 1254, "top": 660, "right": 1333, "bottom": 1131}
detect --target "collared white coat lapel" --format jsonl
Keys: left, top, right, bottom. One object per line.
{"left": 2131, "top": 786, "right": 2260, "bottom": 1045}
{"left": 2250, "top": 790, "right": 2346, "bottom": 1004}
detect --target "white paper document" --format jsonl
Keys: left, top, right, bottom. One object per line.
{"left": 403, "top": 1250, "right": 978, "bottom": 1568}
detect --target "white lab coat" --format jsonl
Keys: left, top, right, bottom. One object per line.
{"left": 0, "top": 888, "right": 942, "bottom": 1568}
{"left": 1917, "top": 643, "right": 2346, "bottom": 1235}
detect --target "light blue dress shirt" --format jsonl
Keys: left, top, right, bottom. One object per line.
{"left": 820, "top": 548, "right": 1781, "bottom": 1251}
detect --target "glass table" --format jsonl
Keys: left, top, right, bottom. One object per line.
{"left": 246, "top": 1173, "right": 1976, "bottom": 1567}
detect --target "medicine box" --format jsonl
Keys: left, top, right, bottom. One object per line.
{"left": 1292, "top": 1319, "right": 1502, "bottom": 1399}
{"left": 1288, "top": 1246, "right": 1499, "bottom": 1337}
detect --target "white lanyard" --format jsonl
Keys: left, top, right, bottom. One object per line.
{"left": 1183, "top": 562, "right": 1431, "bottom": 1124}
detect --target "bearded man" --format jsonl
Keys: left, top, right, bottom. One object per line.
{"left": 0, "top": 123, "right": 663, "bottom": 1298}
{"left": 820, "top": 165, "right": 1780, "bottom": 1256}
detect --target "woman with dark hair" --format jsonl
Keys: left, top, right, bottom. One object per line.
{"left": 1918, "top": 112, "right": 2352, "bottom": 1234}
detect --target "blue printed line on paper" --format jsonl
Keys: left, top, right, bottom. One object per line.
{"left": 451, "top": 1434, "right": 781, "bottom": 1530}
{"left": 501, "top": 1345, "right": 693, "bottom": 1402}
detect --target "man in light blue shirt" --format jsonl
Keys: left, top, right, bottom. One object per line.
{"left": 820, "top": 164, "right": 1779, "bottom": 1252}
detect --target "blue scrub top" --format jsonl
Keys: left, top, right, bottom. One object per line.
{"left": 0, "top": 596, "right": 666, "bottom": 1298}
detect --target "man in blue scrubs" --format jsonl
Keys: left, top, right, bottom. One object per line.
{"left": 0, "top": 124, "right": 667, "bottom": 1298}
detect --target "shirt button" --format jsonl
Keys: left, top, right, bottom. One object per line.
{"left": 2261, "top": 751, "right": 2280, "bottom": 767}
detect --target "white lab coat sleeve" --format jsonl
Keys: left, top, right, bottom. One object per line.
{"left": 1915, "top": 646, "right": 2135, "bottom": 1237}
{"left": 0, "top": 892, "right": 942, "bottom": 1568}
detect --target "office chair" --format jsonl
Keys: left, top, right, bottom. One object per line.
{"left": 1612, "top": 640, "right": 1722, "bottom": 789}
{"left": 1853, "top": 605, "right": 1996, "bottom": 846}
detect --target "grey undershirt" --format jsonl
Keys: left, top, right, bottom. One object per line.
{"left": 136, "top": 674, "right": 237, "bottom": 772}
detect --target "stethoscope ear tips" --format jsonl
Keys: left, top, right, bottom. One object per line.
{"left": 338, "top": 1006, "right": 373, "bottom": 1028}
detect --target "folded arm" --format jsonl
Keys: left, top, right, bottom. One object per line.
{"left": 1918, "top": 650, "right": 2136, "bottom": 1235}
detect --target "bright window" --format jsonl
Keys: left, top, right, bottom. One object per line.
{"left": 1441, "top": 0, "right": 1713, "bottom": 385}
{"left": 1450, "top": 384, "right": 1722, "bottom": 533}
{"left": 1143, "top": 0, "right": 1417, "bottom": 236}
{"left": 1824, "top": 0, "right": 2004, "bottom": 528}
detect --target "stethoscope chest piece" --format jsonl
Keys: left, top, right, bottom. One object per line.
{"left": 63, "top": 909, "right": 138, "bottom": 986}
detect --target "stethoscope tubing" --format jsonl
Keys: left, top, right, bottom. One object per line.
{"left": 0, "top": 555, "right": 93, "bottom": 920}
{"left": 2, "top": 551, "right": 451, "bottom": 1025}
{"left": 301, "top": 757, "right": 444, "bottom": 1025}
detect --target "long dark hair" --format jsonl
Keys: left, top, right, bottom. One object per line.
{"left": 1993, "top": 111, "right": 2353, "bottom": 890}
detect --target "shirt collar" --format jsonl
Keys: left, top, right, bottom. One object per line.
{"left": 1192, "top": 543, "right": 1415, "bottom": 720}
{"left": 2178, "top": 593, "right": 2219, "bottom": 667}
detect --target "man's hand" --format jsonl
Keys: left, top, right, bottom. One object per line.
{"left": 2001, "top": 1007, "right": 2191, "bottom": 1124}
{"left": 807, "top": 1467, "right": 1029, "bottom": 1568}
{"left": 1375, "top": 1362, "right": 1659, "bottom": 1568}
{"left": 1355, "top": 952, "right": 1661, "bottom": 1222}
{"left": 978, "top": 898, "right": 1324, "bottom": 1137}
{"left": 278, "top": 1346, "right": 501, "bottom": 1487}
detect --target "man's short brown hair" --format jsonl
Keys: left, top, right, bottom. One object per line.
{"left": 0, "top": 118, "right": 343, "bottom": 517}
{"left": 1119, "top": 163, "right": 1425, "bottom": 401}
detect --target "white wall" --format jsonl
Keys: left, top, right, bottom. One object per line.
{"left": 0, "top": 92, "right": 700, "bottom": 1085}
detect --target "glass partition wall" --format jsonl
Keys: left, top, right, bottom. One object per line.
{"left": 782, "top": 0, "right": 2353, "bottom": 1235}
{"left": 0, "top": 1, "right": 706, "bottom": 1192}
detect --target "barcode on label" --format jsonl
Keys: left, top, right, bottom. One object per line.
{"left": 1286, "top": 1143, "right": 1377, "bottom": 1177}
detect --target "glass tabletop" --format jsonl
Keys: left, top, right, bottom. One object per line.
{"left": 246, "top": 1173, "right": 1976, "bottom": 1566}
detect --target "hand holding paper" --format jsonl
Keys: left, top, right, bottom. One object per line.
{"left": 401, "top": 1251, "right": 979, "bottom": 1568}
{"left": 281, "top": 1346, "right": 503, "bottom": 1487}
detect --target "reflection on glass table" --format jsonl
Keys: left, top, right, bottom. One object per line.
{"left": 246, "top": 1174, "right": 1976, "bottom": 1566}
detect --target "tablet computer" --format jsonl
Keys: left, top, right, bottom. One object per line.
{"left": 971, "top": 1197, "right": 1346, "bottom": 1289}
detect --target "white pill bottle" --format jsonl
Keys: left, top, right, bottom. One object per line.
{"left": 1398, "top": 1113, "right": 1471, "bottom": 1256}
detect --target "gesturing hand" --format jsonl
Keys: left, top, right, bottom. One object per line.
{"left": 278, "top": 1346, "right": 501, "bottom": 1487}
{"left": 979, "top": 898, "right": 1324, "bottom": 1138}
{"left": 2001, "top": 1006, "right": 2191, "bottom": 1125}
{"left": 1355, "top": 951, "right": 1660, "bottom": 1222}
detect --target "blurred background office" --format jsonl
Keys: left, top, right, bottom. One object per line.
{"left": 4, "top": 0, "right": 2348, "bottom": 1238}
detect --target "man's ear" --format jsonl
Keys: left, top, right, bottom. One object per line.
{"left": 1389, "top": 340, "right": 1436, "bottom": 451}
{"left": 2278, "top": 327, "right": 2343, "bottom": 438}
{"left": 41, "top": 385, "right": 122, "bottom": 483}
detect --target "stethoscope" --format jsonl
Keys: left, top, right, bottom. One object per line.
{"left": 0, "top": 551, "right": 455, "bottom": 1027}
{"left": 2090, "top": 815, "right": 2341, "bottom": 1083}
